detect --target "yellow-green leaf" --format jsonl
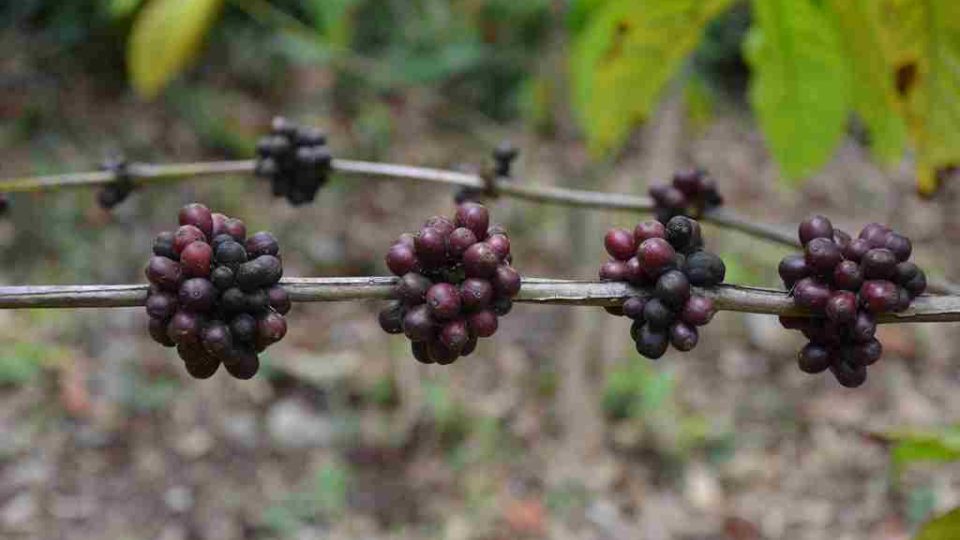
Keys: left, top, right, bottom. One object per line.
{"left": 127, "top": 0, "right": 223, "bottom": 99}
{"left": 875, "top": 0, "right": 960, "bottom": 196}
{"left": 828, "top": 0, "right": 906, "bottom": 163}
{"left": 570, "top": 0, "right": 734, "bottom": 158}
{"left": 745, "top": 0, "right": 849, "bottom": 181}
{"left": 915, "top": 507, "right": 960, "bottom": 540}
{"left": 882, "top": 426, "right": 960, "bottom": 470}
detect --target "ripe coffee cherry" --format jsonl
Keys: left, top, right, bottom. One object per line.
{"left": 456, "top": 202, "right": 490, "bottom": 239}
{"left": 460, "top": 278, "right": 493, "bottom": 311}
{"left": 797, "top": 343, "right": 831, "bottom": 374}
{"left": 832, "top": 229, "right": 852, "bottom": 251}
{"left": 180, "top": 241, "right": 213, "bottom": 278}
{"left": 680, "top": 296, "right": 715, "bottom": 326}
{"left": 211, "top": 213, "right": 229, "bottom": 237}
{"left": 831, "top": 360, "right": 867, "bottom": 388}
{"left": 215, "top": 241, "right": 248, "bottom": 268}
{"left": 860, "top": 280, "right": 900, "bottom": 313}
{"left": 778, "top": 316, "right": 808, "bottom": 330}
{"left": 902, "top": 268, "right": 927, "bottom": 298}
{"left": 179, "top": 203, "right": 214, "bottom": 239}
{"left": 428, "top": 340, "right": 459, "bottom": 365}
{"left": 222, "top": 218, "right": 247, "bottom": 241}
{"left": 379, "top": 302, "right": 404, "bottom": 334}
{"left": 146, "top": 292, "right": 178, "bottom": 320}
{"left": 397, "top": 273, "right": 432, "bottom": 305}
{"left": 672, "top": 168, "right": 701, "bottom": 196}
{"left": 180, "top": 344, "right": 221, "bottom": 379}
{"left": 179, "top": 278, "right": 217, "bottom": 312}
{"left": 622, "top": 297, "right": 647, "bottom": 320}
{"left": 635, "top": 325, "right": 669, "bottom": 359}
{"left": 426, "top": 283, "right": 461, "bottom": 320}
{"left": 153, "top": 231, "right": 179, "bottom": 260}
{"left": 168, "top": 311, "right": 202, "bottom": 345}
{"left": 396, "top": 233, "right": 416, "bottom": 248}
{"left": 403, "top": 304, "right": 435, "bottom": 341}
{"left": 850, "top": 311, "right": 876, "bottom": 342}
{"left": 833, "top": 260, "right": 863, "bottom": 291}
{"left": 653, "top": 185, "right": 687, "bottom": 210}
{"left": 257, "top": 312, "right": 288, "bottom": 347}
{"left": 415, "top": 228, "right": 447, "bottom": 266}
{"left": 424, "top": 216, "right": 456, "bottom": 237}
{"left": 599, "top": 261, "right": 630, "bottom": 282}
{"left": 221, "top": 288, "right": 246, "bottom": 313}
{"left": 861, "top": 248, "right": 897, "bottom": 280}
{"left": 486, "top": 234, "right": 510, "bottom": 260}
{"left": 266, "top": 285, "right": 291, "bottom": 315}
{"left": 793, "top": 278, "right": 831, "bottom": 312}
{"left": 825, "top": 291, "right": 857, "bottom": 323}
{"left": 643, "top": 298, "right": 675, "bottom": 329}
{"left": 439, "top": 319, "right": 470, "bottom": 352}
{"left": 637, "top": 238, "right": 676, "bottom": 276}
{"left": 149, "top": 317, "right": 177, "bottom": 347}
{"left": 173, "top": 225, "right": 206, "bottom": 255}
{"left": 246, "top": 232, "right": 280, "bottom": 258}
{"left": 461, "top": 335, "right": 479, "bottom": 357}
{"left": 798, "top": 215, "right": 834, "bottom": 246}
{"left": 463, "top": 243, "right": 499, "bottom": 278}
{"left": 683, "top": 251, "right": 726, "bottom": 286}
{"left": 411, "top": 341, "right": 434, "bottom": 364}
{"left": 804, "top": 237, "right": 842, "bottom": 275}
{"left": 883, "top": 233, "right": 911, "bottom": 262}
{"left": 668, "top": 322, "right": 698, "bottom": 351}
{"left": 604, "top": 228, "right": 637, "bottom": 261}
{"left": 244, "top": 289, "right": 269, "bottom": 313}
{"left": 843, "top": 239, "right": 870, "bottom": 262}
{"left": 634, "top": 221, "right": 666, "bottom": 243}
{"left": 202, "top": 322, "right": 233, "bottom": 357}
{"left": 624, "top": 257, "right": 649, "bottom": 284}
{"left": 448, "top": 227, "right": 478, "bottom": 258}
{"left": 467, "top": 310, "right": 498, "bottom": 337}
{"left": 237, "top": 255, "right": 283, "bottom": 291}
{"left": 492, "top": 298, "right": 513, "bottom": 316}
{"left": 665, "top": 216, "right": 703, "bottom": 253}
{"left": 859, "top": 222, "right": 890, "bottom": 248}
{"left": 230, "top": 313, "right": 258, "bottom": 344}
{"left": 386, "top": 243, "right": 419, "bottom": 276}
{"left": 223, "top": 348, "right": 259, "bottom": 380}
{"left": 778, "top": 254, "right": 809, "bottom": 288}
{"left": 146, "top": 256, "right": 183, "bottom": 291}
{"left": 211, "top": 266, "right": 235, "bottom": 290}
{"left": 852, "top": 339, "right": 883, "bottom": 366}
{"left": 493, "top": 266, "right": 522, "bottom": 298}
{"left": 655, "top": 270, "right": 690, "bottom": 307}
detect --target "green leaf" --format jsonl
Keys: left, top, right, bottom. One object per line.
{"left": 874, "top": 0, "right": 960, "bottom": 196}
{"left": 916, "top": 507, "right": 960, "bottom": 540}
{"left": 884, "top": 426, "right": 960, "bottom": 469}
{"left": 570, "top": 0, "right": 734, "bottom": 158}
{"left": 683, "top": 74, "right": 715, "bottom": 133}
{"left": 305, "top": 0, "right": 358, "bottom": 47}
{"left": 127, "top": 0, "right": 224, "bottom": 99}
{"left": 745, "top": 0, "right": 849, "bottom": 180}
{"left": 828, "top": 0, "right": 906, "bottom": 163}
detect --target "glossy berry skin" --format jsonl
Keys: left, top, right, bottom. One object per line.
{"left": 153, "top": 232, "right": 179, "bottom": 260}
{"left": 668, "top": 322, "right": 698, "bottom": 352}
{"left": 149, "top": 317, "right": 176, "bottom": 347}
{"left": 665, "top": 216, "right": 703, "bottom": 253}
{"left": 655, "top": 270, "right": 690, "bottom": 308}
{"left": 832, "top": 229, "right": 852, "bottom": 251}
{"left": 223, "top": 348, "right": 259, "bottom": 380}
{"left": 604, "top": 228, "right": 637, "bottom": 261}
{"left": 424, "top": 216, "right": 456, "bottom": 237}
{"left": 146, "top": 292, "right": 178, "bottom": 320}
{"left": 860, "top": 280, "right": 899, "bottom": 314}
{"left": 902, "top": 268, "right": 927, "bottom": 297}
{"left": 428, "top": 340, "right": 459, "bottom": 365}
{"left": 642, "top": 298, "right": 676, "bottom": 329}
{"left": 467, "top": 310, "right": 498, "bottom": 337}
{"left": 486, "top": 234, "right": 510, "bottom": 260}
{"left": 222, "top": 218, "right": 247, "bottom": 242}
{"left": 599, "top": 261, "right": 629, "bottom": 282}
{"left": 179, "top": 203, "right": 214, "bottom": 240}
{"left": 778, "top": 254, "right": 809, "bottom": 288}
{"left": 397, "top": 273, "right": 432, "bottom": 305}
{"left": 798, "top": 215, "right": 834, "bottom": 246}
{"left": 180, "top": 241, "right": 213, "bottom": 278}
{"left": 859, "top": 223, "right": 890, "bottom": 248}
{"left": 637, "top": 238, "right": 676, "bottom": 276}
{"left": 683, "top": 251, "right": 725, "bottom": 286}
{"left": 246, "top": 232, "right": 280, "bottom": 258}
{"left": 831, "top": 360, "right": 867, "bottom": 388}
{"left": 411, "top": 341, "right": 434, "bottom": 364}
{"left": 202, "top": 322, "right": 233, "bottom": 357}
{"left": 386, "top": 244, "right": 419, "bottom": 276}
{"left": 257, "top": 312, "right": 288, "bottom": 347}
{"left": 455, "top": 203, "right": 490, "bottom": 239}
{"left": 178, "top": 278, "right": 217, "bottom": 312}
{"left": 493, "top": 266, "right": 522, "bottom": 298}
{"left": 797, "top": 343, "right": 831, "bottom": 374}
{"left": 463, "top": 243, "right": 499, "bottom": 278}
{"left": 634, "top": 221, "right": 666, "bottom": 243}
{"left": 426, "top": 283, "right": 461, "bottom": 320}
{"left": 680, "top": 296, "right": 715, "bottom": 326}
{"left": 403, "top": 305, "right": 435, "bottom": 342}
{"left": 460, "top": 335, "right": 479, "bottom": 357}
{"left": 884, "top": 233, "right": 912, "bottom": 261}
{"left": 211, "top": 266, "right": 235, "bottom": 290}
{"left": 448, "top": 228, "right": 478, "bottom": 258}
{"left": 861, "top": 248, "right": 897, "bottom": 280}
{"left": 804, "top": 238, "right": 842, "bottom": 275}
{"left": 173, "top": 225, "right": 207, "bottom": 255}
{"left": 624, "top": 257, "right": 649, "bottom": 285}
{"left": 459, "top": 278, "right": 493, "bottom": 311}
{"left": 825, "top": 291, "right": 857, "bottom": 323}
{"left": 168, "top": 311, "right": 202, "bottom": 345}
{"left": 635, "top": 326, "right": 669, "bottom": 360}
{"left": 850, "top": 311, "right": 876, "bottom": 343}
{"left": 793, "top": 278, "right": 831, "bottom": 312}
{"left": 622, "top": 297, "right": 647, "bottom": 320}
{"left": 378, "top": 302, "right": 405, "bottom": 334}
{"left": 439, "top": 319, "right": 470, "bottom": 353}
{"left": 146, "top": 256, "right": 183, "bottom": 292}
{"left": 215, "top": 241, "right": 247, "bottom": 268}
{"left": 832, "top": 261, "right": 863, "bottom": 291}
{"left": 230, "top": 313, "right": 258, "bottom": 344}
{"left": 852, "top": 339, "right": 882, "bottom": 366}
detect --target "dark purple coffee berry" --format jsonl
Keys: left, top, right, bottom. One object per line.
{"left": 168, "top": 311, "right": 202, "bottom": 345}
{"left": 149, "top": 317, "right": 176, "bottom": 347}
{"left": 202, "top": 322, "right": 233, "bottom": 358}
{"left": 178, "top": 278, "right": 216, "bottom": 313}
{"left": 634, "top": 221, "right": 666, "bottom": 243}
{"left": 492, "top": 298, "right": 513, "bottom": 316}
{"left": 902, "top": 268, "right": 927, "bottom": 297}
{"left": 852, "top": 339, "right": 883, "bottom": 366}
{"left": 211, "top": 266, "right": 235, "bottom": 290}
{"left": 386, "top": 243, "right": 419, "bottom": 276}
{"left": 832, "top": 229, "right": 852, "bottom": 251}
{"left": 622, "top": 297, "right": 647, "bottom": 320}
{"left": 439, "top": 319, "right": 470, "bottom": 353}
{"left": 624, "top": 257, "right": 650, "bottom": 285}
{"left": 246, "top": 232, "right": 280, "bottom": 258}
{"left": 221, "top": 288, "right": 246, "bottom": 313}
{"left": 426, "top": 283, "right": 461, "bottom": 320}
{"left": 215, "top": 241, "right": 248, "bottom": 268}
{"left": 448, "top": 227, "right": 478, "bottom": 258}
{"left": 379, "top": 302, "right": 405, "bottom": 334}
{"left": 244, "top": 289, "right": 269, "bottom": 313}
{"left": 427, "top": 340, "right": 459, "bottom": 365}
{"left": 146, "top": 256, "right": 183, "bottom": 291}
{"left": 669, "top": 322, "right": 698, "bottom": 351}
{"left": 179, "top": 203, "right": 214, "bottom": 240}
{"left": 883, "top": 233, "right": 911, "bottom": 261}
{"left": 397, "top": 272, "right": 433, "bottom": 305}
{"left": 859, "top": 223, "right": 890, "bottom": 248}
{"left": 424, "top": 216, "right": 456, "bottom": 237}
{"left": 456, "top": 203, "right": 490, "bottom": 239}
{"left": 655, "top": 270, "right": 691, "bottom": 307}
{"left": 831, "top": 360, "right": 867, "bottom": 388}
{"left": 460, "top": 278, "right": 493, "bottom": 311}
{"left": 804, "top": 237, "right": 843, "bottom": 275}
{"left": 230, "top": 313, "right": 258, "bottom": 344}
{"left": 797, "top": 343, "right": 832, "bottom": 373}
{"left": 461, "top": 335, "right": 479, "bottom": 357}
{"left": 173, "top": 225, "right": 206, "bottom": 255}
{"left": 642, "top": 298, "right": 676, "bottom": 329}
{"left": 267, "top": 285, "right": 291, "bottom": 315}
{"left": 683, "top": 251, "right": 726, "bottom": 286}
{"left": 236, "top": 255, "right": 283, "bottom": 291}
{"left": 860, "top": 280, "right": 899, "bottom": 313}
{"left": 798, "top": 215, "right": 834, "bottom": 246}
{"left": 146, "top": 292, "right": 178, "bottom": 320}
{"left": 180, "top": 241, "right": 213, "bottom": 278}
{"left": 793, "top": 278, "right": 831, "bottom": 312}
{"left": 861, "top": 248, "right": 897, "bottom": 280}
{"left": 493, "top": 265, "right": 521, "bottom": 298}
{"left": 256, "top": 312, "right": 287, "bottom": 347}
{"left": 850, "top": 311, "right": 876, "bottom": 342}
{"left": 415, "top": 228, "right": 448, "bottom": 266}
{"left": 599, "top": 261, "right": 630, "bottom": 282}
{"left": 833, "top": 260, "right": 863, "bottom": 291}
{"left": 179, "top": 343, "right": 221, "bottom": 379}
{"left": 778, "top": 254, "right": 809, "bottom": 288}
{"left": 637, "top": 238, "right": 677, "bottom": 276}
{"left": 153, "top": 231, "right": 179, "bottom": 260}
{"left": 778, "top": 316, "right": 808, "bottom": 330}
{"left": 665, "top": 216, "right": 703, "bottom": 253}
{"left": 655, "top": 186, "right": 687, "bottom": 210}
{"left": 467, "top": 310, "right": 498, "bottom": 337}
{"left": 825, "top": 291, "right": 857, "bottom": 323}
{"left": 222, "top": 218, "right": 247, "bottom": 242}
{"left": 486, "top": 234, "right": 510, "bottom": 260}
{"left": 672, "top": 169, "right": 701, "bottom": 196}
{"left": 680, "top": 296, "right": 715, "bottom": 326}
{"left": 635, "top": 325, "right": 669, "bottom": 359}
{"left": 411, "top": 341, "right": 434, "bottom": 364}
{"left": 604, "top": 228, "right": 637, "bottom": 261}
{"left": 844, "top": 238, "right": 870, "bottom": 262}
{"left": 223, "top": 348, "right": 259, "bottom": 380}
{"left": 403, "top": 304, "right": 435, "bottom": 341}
{"left": 463, "top": 243, "right": 499, "bottom": 278}
{"left": 211, "top": 213, "right": 228, "bottom": 237}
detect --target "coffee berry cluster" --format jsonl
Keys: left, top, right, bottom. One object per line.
{"left": 454, "top": 142, "right": 519, "bottom": 204}
{"left": 648, "top": 169, "right": 724, "bottom": 223}
{"left": 379, "top": 202, "right": 520, "bottom": 364}
{"left": 145, "top": 203, "right": 290, "bottom": 379}
{"left": 97, "top": 156, "right": 134, "bottom": 210}
{"left": 778, "top": 216, "right": 927, "bottom": 387}
{"left": 599, "top": 216, "right": 725, "bottom": 359}
{"left": 254, "top": 116, "right": 332, "bottom": 206}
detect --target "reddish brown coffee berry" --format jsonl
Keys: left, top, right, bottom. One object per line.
{"left": 778, "top": 254, "right": 809, "bottom": 288}
{"left": 622, "top": 297, "right": 647, "bottom": 320}
{"left": 825, "top": 291, "right": 857, "bottom": 323}
{"left": 460, "top": 278, "right": 493, "bottom": 311}
{"left": 146, "top": 292, "right": 178, "bottom": 320}
{"left": 680, "top": 296, "right": 715, "bottom": 326}
{"left": 386, "top": 243, "right": 419, "bottom": 276}
{"left": 604, "top": 228, "right": 637, "bottom": 261}
{"left": 424, "top": 216, "right": 456, "bottom": 237}
{"left": 493, "top": 266, "right": 521, "bottom": 298}
{"left": 860, "top": 280, "right": 899, "bottom": 313}
{"left": 403, "top": 304, "right": 435, "bottom": 341}
{"left": 173, "top": 225, "right": 206, "bottom": 255}
{"left": 415, "top": 228, "right": 447, "bottom": 266}
{"left": 861, "top": 248, "right": 897, "bottom": 280}
{"left": 146, "top": 256, "right": 183, "bottom": 291}
{"left": 439, "top": 319, "right": 470, "bottom": 353}
{"left": 793, "top": 278, "right": 831, "bottom": 312}
{"left": 426, "top": 283, "right": 461, "bottom": 320}
{"left": 168, "top": 311, "right": 203, "bottom": 345}
{"left": 599, "top": 261, "right": 629, "bottom": 282}
{"left": 180, "top": 241, "right": 213, "bottom": 278}
{"left": 797, "top": 343, "right": 831, "bottom": 374}
{"left": 456, "top": 203, "right": 490, "bottom": 239}
{"left": 201, "top": 322, "right": 233, "bottom": 358}
{"left": 222, "top": 218, "right": 247, "bottom": 242}
{"left": 179, "top": 203, "right": 214, "bottom": 239}
{"left": 467, "top": 310, "right": 498, "bottom": 337}
{"left": 448, "top": 227, "right": 478, "bottom": 258}
{"left": 634, "top": 221, "right": 666, "bottom": 243}
{"left": 852, "top": 339, "right": 882, "bottom": 366}
{"left": 153, "top": 231, "right": 179, "bottom": 260}
{"left": 833, "top": 260, "right": 863, "bottom": 291}
{"left": 486, "top": 234, "right": 510, "bottom": 260}
{"left": 149, "top": 317, "right": 177, "bottom": 347}
{"left": 859, "top": 222, "right": 890, "bottom": 248}
{"left": 804, "top": 237, "right": 842, "bottom": 275}
{"left": 257, "top": 312, "right": 288, "bottom": 347}
{"left": 668, "top": 322, "right": 698, "bottom": 352}
{"left": 798, "top": 215, "right": 834, "bottom": 246}
{"left": 246, "top": 232, "right": 280, "bottom": 258}
{"left": 637, "top": 238, "right": 676, "bottom": 276}
{"left": 463, "top": 243, "right": 499, "bottom": 278}
{"left": 178, "top": 278, "right": 217, "bottom": 313}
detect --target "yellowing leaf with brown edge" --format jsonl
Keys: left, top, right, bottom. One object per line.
{"left": 570, "top": 0, "right": 734, "bottom": 158}
{"left": 875, "top": 0, "right": 960, "bottom": 196}
{"left": 915, "top": 506, "right": 960, "bottom": 540}
{"left": 127, "top": 0, "right": 223, "bottom": 99}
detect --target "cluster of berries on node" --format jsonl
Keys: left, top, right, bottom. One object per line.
{"left": 97, "top": 156, "right": 134, "bottom": 210}
{"left": 145, "top": 203, "right": 290, "bottom": 379}
{"left": 455, "top": 142, "right": 518, "bottom": 204}
{"left": 648, "top": 168, "right": 723, "bottom": 223}
{"left": 379, "top": 202, "right": 520, "bottom": 364}
{"left": 254, "top": 116, "right": 332, "bottom": 206}
{"left": 778, "top": 216, "right": 927, "bottom": 387}
{"left": 599, "top": 216, "right": 725, "bottom": 359}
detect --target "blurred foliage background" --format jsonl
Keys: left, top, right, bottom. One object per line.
{"left": 2, "top": 0, "right": 960, "bottom": 539}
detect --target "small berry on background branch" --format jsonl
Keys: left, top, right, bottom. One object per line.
{"left": 97, "top": 155, "right": 134, "bottom": 210}
{"left": 648, "top": 168, "right": 724, "bottom": 223}
{"left": 254, "top": 117, "right": 333, "bottom": 206}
